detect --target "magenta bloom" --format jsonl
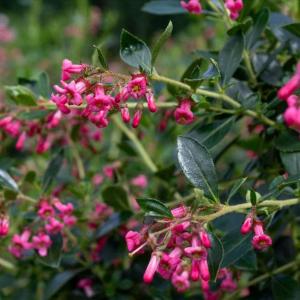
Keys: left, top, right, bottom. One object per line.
{"left": 32, "top": 232, "right": 52, "bottom": 257}
{"left": 125, "top": 230, "right": 143, "bottom": 252}
{"left": 131, "top": 175, "right": 148, "bottom": 189}
{"left": 171, "top": 269, "right": 190, "bottom": 293}
{"left": 61, "top": 59, "right": 86, "bottom": 81}
{"left": 143, "top": 253, "right": 160, "bottom": 284}
{"left": 199, "top": 231, "right": 211, "bottom": 248}
{"left": 9, "top": 230, "right": 32, "bottom": 258}
{"left": 240, "top": 216, "right": 253, "bottom": 235}
{"left": 15, "top": 132, "right": 27, "bottom": 151}
{"left": 252, "top": 222, "right": 272, "bottom": 250}
{"left": 121, "top": 106, "right": 131, "bottom": 123}
{"left": 157, "top": 248, "right": 182, "bottom": 279}
{"left": 0, "top": 215, "right": 9, "bottom": 237}
{"left": 132, "top": 109, "right": 143, "bottom": 128}
{"left": 38, "top": 200, "right": 55, "bottom": 219}
{"left": 180, "top": 0, "right": 202, "bottom": 15}
{"left": 77, "top": 278, "right": 94, "bottom": 298}
{"left": 174, "top": 99, "right": 195, "bottom": 125}
{"left": 45, "top": 217, "right": 64, "bottom": 234}
{"left": 225, "top": 0, "right": 244, "bottom": 20}
{"left": 171, "top": 205, "right": 187, "bottom": 218}
{"left": 127, "top": 74, "right": 148, "bottom": 99}
{"left": 278, "top": 64, "right": 300, "bottom": 100}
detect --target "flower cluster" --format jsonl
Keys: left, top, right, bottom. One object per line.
{"left": 277, "top": 63, "right": 300, "bottom": 132}
{"left": 51, "top": 59, "right": 157, "bottom": 129}
{"left": 174, "top": 98, "right": 195, "bottom": 125}
{"left": 180, "top": 0, "right": 202, "bottom": 14}
{"left": 240, "top": 214, "right": 272, "bottom": 250}
{"left": 9, "top": 197, "right": 77, "bottom": 258}
{"left": 225, "top": 0, "right": 244, "bottom": 20}
{"left": 125, "top": 205, "right": 239, "bottom": 298}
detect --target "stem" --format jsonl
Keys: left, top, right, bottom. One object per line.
{"left": 0, "top": 257, "right": 16, "bottom": 271}
{"left": 67, "top": 136, "right": 85, "bottom": 180}
{"left": 111, "top": 114, "right": 158, "bottom": 173}
{"left": 243, "top": 50, "right": 258, "bottom": 86}
{"left": 18, "top": 193, "right": 37, "bottom": 203}
{"left": 150, "top": 74, "right": 277, "bottom": 128}
{"left": 197, "top": 198, "right": 299, "bottom": 223}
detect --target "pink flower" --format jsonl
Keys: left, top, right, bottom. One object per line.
{"left": 190, "top": 260, "right": 200, "bottom": 281}
{"left": 184, "top": 235, "right": 207, "bottom": 260}
{"left": 77, "top": 278, "right": 94, "bottom": 298}
{"left": 32, "top": 232, "right": 52, "bottom": 257}
{"left": 225, "top": 0, "right": 244, "bottom": 20}
{"left": 252, "top": 221, "right": 272, "bottom": 250}
{"left": 240, "top": 216, "right": 253, "bottom": 234}
{"left": 36, "top": 136, "right": 52, "bottom": 154}
{"left": 174, "top": 99, "right": 194, "bottom": 125}
{"left": 127, "top": 74, "right": 148, "bottom": 99}
{"left": 47, "top": 111, "right": 62, "bottom": 129}
{"left": 103, "top": 165, "right": 115, "bottom": 179}
{"left": 121, "top": 106, "right": 131, "bottom": 123}
{"left": 92, "top": 174, "right": 104, "bottom": 186}
{"left": 132, "top": 109, "right": 143, "bottom": 128}
{"left": 131, "top": 175, "right": 148, "bottom": 189}
{"left": 143, "top": 253, "right": 160, "bottom": 284}
{"left": 283, "top": 95, "right": 300, "bottom": 132}
{"left": 15, "top": 132, "right": 27, "bottom": 151}
{"left": 199, "top": 258, "right": 210, "bottom": 281}
{"left": 171, "top": 205, "right": 187, "bottom": 218}
{"left": 146, "top": 91, "right": 157, "bottom": 113}
{"left": 91, "top": 84, "right": 114, "bottom": 108}
{"left": 45, "top": 217, "right": 64, "bottom": 234}
{"left": 62, "top": 215, "right": 77, "bottom": 227}
{"left": 278, "top": 64, "right": 300, "bottom": 100}
{"left": 171, "top": 269, "right": 190, "bottom": 292}
{"left": 38, "top": 200, "right": 55, "bottom": 219}
{"left": 9, "top": 230, "right": 32, "bottom": 258}
{"left": 157, "top": 248, "right": 182, "bottom": 279}
{"left": 61, "top": 59, "right": 86, "bottom": 81}
{"left": 200, "top": 231, "right": 211, "bottom": 248}
{"left": 180, "top": 0, "right": 202, "bottom": 14}
{"left": 0, "top": 215, "right": 9, "bottom": 237}
{"left": 53, "top": 198, "right": 74, "bottom": 215}
{"left": 125, "top": 230, "right": 143, "bottom": 252}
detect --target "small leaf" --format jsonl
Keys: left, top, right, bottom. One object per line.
{"left": 0, "top": 169, "right": 19, "bottom": 192}
{"left": 102, "top": 185, "right": 130, "bottom": 211}
{"left": 37, "top": 72, "right": 51, "bottom": 98}
{"left": 280, "top": 152, "right": 300, "bottom": 176}
{"left": 151, "top": 21, "right": 173, "bottom": 65}
{"left": 42, "top": 149, "right": 64, "bottom": 192}
{"left": 272, "top": 275, "right": 300, "bottom": 300}
{"left": 246, "top": 8, "right": 270, "bottom": 49}
{"left": 37, "top": 234, "right": 63, "bottom": 268}
{"left": 142, "top": 0, "right": 186, "bottom": 15}
{"left": 94, "top": 45, "right": 109, "bottom": 70}
{"left": 177, "top": 136, "right": 219, "bottom": 201}
{"left": 227, "top": 178, "right": 247, "bottom": 203}
{"left": 136, "top": 197, "right": 173, "bottom": 218}
{"left": 120, "top": 29, "right": 152, "bottom": 72}
{"left": 283, "top": 23, "right": 300, "bottom": 38}
{"left": 44, "top": 269, "right": 82, "bottom": 300}
{"left": 274, "top": 131, "right": 300, "bottom": 152}
{"left": 208, "top": 233, "right": 224, "bottom": 281}
{"left": 219, "top": 32, "right": 245, "bottom": 85}
{"left": 5, "top": 85, "right": 37, "bottom": 106}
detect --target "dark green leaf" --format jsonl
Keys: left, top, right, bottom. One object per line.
{"left": 102, "top": 185, "right": 130, "bottom": 211}
{"left": 5, "top": 85, "right": 37, "bottom": 106}
{"left": 142, "top": 0, "right": 186, "bottom": 15}
{"left": 42, "top": 149, "right": 64, "bottom": 192}
{"left": 187, "top": 117, "right": 234, "bottom": 150}
{"left": 221, "top": 230, "right": 253, "bottom": 268}
{"left": 280, "top": 152, "right": 300, "bottom": 176}
{"left": 0, "top": 169, "right": 19, "bottom": 192}
{"left": 96, "top": 212, "right": 132, "bottom": 238}
{"left": 227, "top": 18, "right": 253, "bottom": 36}
{"left": 177, "top": 136, "right": 219, "bottom": 201}
{"left": 136, "top": 197, "right": 173, "bottom": 218}
{"left": 246, "top": 8, "right": 269, "bottom": 49}
{"left": 37, "top": 72, "right": 51, "bottom": 98}
{"left": 152, "top": 21, "right": 173, "bottom": 65}
{"left": 283, "top": 23, "right": 300, "bottom": 38}
{"left": 94, "top": 45, "right": 109, "bottom": 70}
{"left": 234, "top": 249, "right": 257, "bottom": 270}
{"left": 120, "top": 29, "right": 152, "bottom": 72}
{"left": 18, "top": 110, "right": 52, "bottom": 120}
{"left": 44, "top": 269, "right": 82, "bottom": 300}
{"left": 181, "top": 59, "right": 204, "bottom": 90}
{"left": 37, "top": 234, "right": 63, "bottom": 268}
{"left": 274, "top": 131, "right": 300, "bottom": 152}
{"left": 227, "top": 178, "right": 247, "bottom": 203}
{"left": 219, "top": 32, "right": 245, "bottom": 85}
{"left": 272, "top": 275, "right": 300, "bottom": 300}
{"left": 208, "top": 233, "right": 224, "bottom": 281}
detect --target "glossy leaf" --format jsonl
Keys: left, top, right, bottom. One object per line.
{"left": 280, "top": 152, "right": 300, "bottom": 176}
{"left": 283, "top": 23, "right": 300, "bottom": 38}
{"left": 37, "top": 72, "right": 51, "bottom": 98}
{"left": 208, "top": 233, "right": 224, "bottom": 281}
{"left": 120, "top": 29, "right": 152, "bottom": 72}
{"left": 5, "top": 85, "right": 37, "bottom": 106}
{"left": 227, "top": 178, "right": 247, "bottom": 203}
{"left": 0, "top": 169, "right": 19, "bottom": 192}
{"left": 219, "top": 32, "right": 245, "bottom": 85}
{"left": 274, "top": 131, "right": 300, "bottom": 152}
{"left": 234, "top": 249, "right": 257, "bottom": 271}
{"left": 42, "top": 149, "right": 64, "bottom": 192}
{"left": 152, "top": 21, "right": 173, "bottom": 65}
{"left": 94, "top": 45, "right": 109, "bottom": 70}
{"left": 136, "top": 197, "right": 173, "bottom": 218}
{"left": 102, "top": 185, "right": 130, "bottom": 211}
{"left": 142, "top": 0, "right": 186, "bottom": 15}
{"left": 177, "top": 136, "right": 219, "bottom": 201}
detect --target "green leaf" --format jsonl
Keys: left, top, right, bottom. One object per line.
{"left": 280, "top": 152, "right": 300, "bottom": 176}
{"left": 181, "top": 59, "right": 204, "bottom": 90}
{"left": 234, "top": 249, "right": 257, "bottom": 271}
{"left": 18, "top": 110, "right": 52, "bottom": 120}
{"left": 221, "top": 230, "right": 253, "bottom": 268}
{"left": 151, "top": 21, "right": 173, "bottom": 66}
{"left": 96, "top": 211, "right": 132, "bottom": 238}
{"left": 94, "top": 45, "right": 109, "bottom": 70}
{"left": 283, "top": 23, "right": 300, "bottom": 38}
{"left": 44, "top": 269, "right": 82, "bottom": 300}
{"left": 120, "top": 29, "right": 152, "bottom": 72}
{"left": 42, "top": 149, "right": 64, "bottom": 192}
{"left": 136, "top": 197, "right": 173, "bottom": 218}
{"left": 219, "top": 32, "right": 245, "bottom": 85}
{"left": 227, "top": 178, "right": 247, "bottom": 203}
{"left": 37, "top": 234, "right": 63, "bottom": 268}
{"left": 5, "top": 85, "right": 37, "bottom": 106}
{"left": 227, "top": 18, "right": 253, "bottom": 36}
{"left": 142, "top": 0, "right": 186, "bottom": 15}
{"left": 272, "top": 275, "right": 300, "bottom": 300}
{"left": 274, "top": 131, "right": 300, "bottom": 152}
{"left": 208, "top": 233, "right": 224, "bottom": 281}
{"left": 177, "top": 136, "right": 219, "bottom": 201}
{"left": 37, "top": 72, "right": 51, "bottom": 98}
{"left": 246, "top": 8, "right": 269, "bottom": 49}
{"left": 187, "top": 117, "right": 234, "bottom": 150}
{"left": 0, "top": 169, "right": 19, "bottom": 192}
{"left": 102, "top": 185, "right": 130, "bottom": 211}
